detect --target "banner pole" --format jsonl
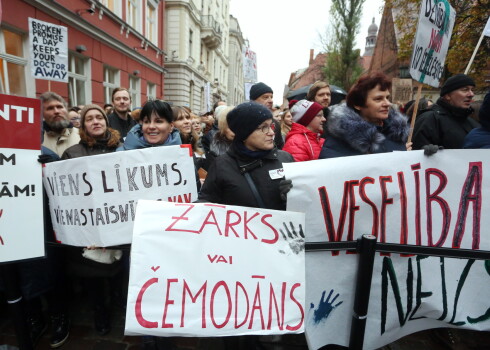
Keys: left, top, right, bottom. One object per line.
{"left": 0, "top": 263, "right": 34, "bottom": 350}
{"left": 407, "top": 82, "right": 423, "bottom": 144}
{"left": 348, "top": 235, "right": 377, "bottom": 350}
{"left": 464, "top": 30, "right": 485, "bottom": 75}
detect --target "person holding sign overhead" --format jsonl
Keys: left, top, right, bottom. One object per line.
{"left": 318, "top": 73, "right": 410, "bottom": 159}
{"left": 61, "top": 104, "right": 123, "bottom": 336}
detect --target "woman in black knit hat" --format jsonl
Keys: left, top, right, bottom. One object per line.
{"left": 198, "top": 101, "right": 294, "bottom": 210}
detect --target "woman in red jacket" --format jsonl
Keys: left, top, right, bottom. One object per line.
{"left": 282, "top": 99, "right": 326, "bottom": 161}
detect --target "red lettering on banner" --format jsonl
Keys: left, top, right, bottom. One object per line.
{"left": 249, "top": 282, "right": 265, "bottom": 329}
{"left": 224, "top": 210, "right": 241, "bottom": 237}
{"left": 452, "top": 162, "right": 482, "bottom": 249}
{"left": 135, "top": 277, "right": 159, "bottom": 328}
{"left": 181, "top": 280, "right": 207, "bottom": 328}
{"left": 267, "top": 282, "right": 285, "bottom": 330}
{"left": 199, "top": 209, "right": 223, "bottom": 235}
{"left": 425, "top": 168, "right": 451, "bottom": 247}
{"left": 359, "top": 177, "right": 379, "bottom": 237}
{"left": 166, "top": 204, "right": 199, "bottom": 233}
{"left": 397, "top": 172, "right": 413, "bottom": 257}
{"left": 286, "top": 283, "right": 304, "bottom": 331}
{"left": 235, "top": 282, "right": 250, "bottom": 328}
{"left": 243, "top": 212, "right": 259, "bottom": 240}
{"left": 260, "top": 214, "right": 279, "bottom": 244}
{"left": 162, "top": 278, "right": 178, "bottom": 328}
{"left": 411, "top": 163, "right": 422, "bottom": 245}
{"left": 379, "top": 176, "right": 393, "bottom": 249}
{"left": 210, "top": 281, "right": 232, "bottom": 328}
{"left": 347, "top": 180, "right": 360, "bottom": 242}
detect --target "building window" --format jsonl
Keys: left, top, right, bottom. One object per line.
{"left": 189, "top": 81, "right": 194, "bottom": 110}
{"left": 129, "top": 74, "right": 140, "bottom": 107}
{"left": 189, "top": 29, "right": 193, "bottom": 58}
{"left": 68, "top": 52, "right": 91, "bottom": 106}
{"left": 146, "top": 1, "right": 158, "bottom": 44}
{"left": 103, "top": 65, "right": 119, "bottom": 104}
{"left": 127, "top": 0, "right": 141, "bottom": 32}
{"left": 0, "top": 28, "right": 30, "bottom": 96}
{"left": 147, "top": 81, "right": 156, "bottom": 100}
{"left": 101, "top": 0, "right": 122, "bottom": 16}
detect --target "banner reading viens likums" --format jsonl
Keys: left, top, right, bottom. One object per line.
{"left": 43, "top": 145, "right": 197, "bottom": 247}
{"left": 284, "top": 150, "right": 490, "bottom": 350}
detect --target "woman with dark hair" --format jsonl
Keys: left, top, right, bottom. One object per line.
{"left": 61, "top": 105, "right": 122, "bottom": 336}
{"left": 118, "top": 100, "right": 181, "bottom": 150}
{"left": 319, "top": 72, "right": 410, "bottom": 159}
{"left": 199, "top": 102, "right": 294, "bottom": 210}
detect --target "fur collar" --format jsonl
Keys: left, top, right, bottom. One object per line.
{"left": 327, "top": 104, "right": 409, "bottom": 154}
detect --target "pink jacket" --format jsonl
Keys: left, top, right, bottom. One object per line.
{"left": 282, "top": 123, "right": 325, "bottom": 161}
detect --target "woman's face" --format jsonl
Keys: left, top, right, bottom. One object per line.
{"left": 142, "top": 113, "right": 174, "bottom": 145}
{"left": 191, "top": 118, "right": 202, "bottom": 133}
{"left": 83, "top": 109, "right": 107, "bottom": 139}
{"left": 356, "top": 85, "right": 391, "bottom": 123}
{"left": 243, "top": 119, "right": 275, "bottom": 151}
{"left": 68, "top": 111, "right": 81, "bottom": 128}
{"left": 174, "top": 110, "right": 192, "bottom": 134}
{"left": 283, "top": 111, "right": 293, "bottom": 127}
{"left": 306, "top": 110, "right": 326, "bottom": 133}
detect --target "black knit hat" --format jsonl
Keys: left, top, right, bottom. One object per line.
{"left": 440, "top": 74, "right": 475, "bottom": 96}
{"left": 249, "top": 82, "right": 273, "bottom": 101}
{"left": 227, "top": 102, "right": 273, "bottom": 142}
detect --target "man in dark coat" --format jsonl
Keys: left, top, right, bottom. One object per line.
{"left": 107, "top": 87, "right": 136, "bottom": 141}
{"left": 412, "top": 74, "right": 479, "bottom": 149}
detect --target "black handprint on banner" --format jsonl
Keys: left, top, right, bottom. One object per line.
{"left": 279, "top": 222, "right": 305, "bottom": 255}
{"left": 310, "top": 289, "right": 343, "bottom": 325}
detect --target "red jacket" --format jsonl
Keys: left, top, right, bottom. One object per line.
{"left": 282, "top": 123, "right": 325, "bottom": 161}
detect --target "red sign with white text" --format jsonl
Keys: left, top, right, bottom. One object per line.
{"left": 0, "top": 94, "right": 41, "bottom": 150}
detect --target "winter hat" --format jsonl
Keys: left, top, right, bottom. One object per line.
{"left": 249, "top": 82, "right": 273, "bottom": 101}
{"left": 290, "top": 99, "right": 323, "bottom": 127}
{"left": 440, "top": 74, "right": 475, "bottom": 96}
{"left": 80, "top": 104, "right": 108, "bottom": 130}
{"left": 227, "top": 102, "right": 273, "bottom": 142}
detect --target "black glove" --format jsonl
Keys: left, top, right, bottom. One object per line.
{"left": 38, "top": 154, "right": 56, "bottom": 164}
{"left": 279, "top": 179, "right": 293, "bottom": 201}
{"left": 423, "top": 144, "right": 443, "bottom": 156}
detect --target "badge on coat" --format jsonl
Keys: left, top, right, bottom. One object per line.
{"left": 269, "top": 168, "right": 284, "bottom": 179}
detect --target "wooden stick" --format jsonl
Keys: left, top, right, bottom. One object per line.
{"left": 407, "top": 82, "right": 423, "bottom": 144}
{"left": 464, "top": 30, "right": 485, "bottom": 75}
{"left": 48, "top": 80, "right": 51, "bottom": 91}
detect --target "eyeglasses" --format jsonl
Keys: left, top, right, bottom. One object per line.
{"left": 256, "top": 122, "right": 276, "bottom": 133}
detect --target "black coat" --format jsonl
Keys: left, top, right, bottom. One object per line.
{"left": 319, "top": 104, "right": 409, "bottom": 159}
{"left": 412, "top": 98, "right": 480, "bottom": 150}
{"left": 198, "top": 146, "right": 294, "bottom": 210}
{"left": 108, "top": 112, "right": 137, "bottom": 141}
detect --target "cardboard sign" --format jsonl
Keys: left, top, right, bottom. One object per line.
{"left": 43, "top": 145, "right": 197, "bottom": 247}
{"left": 29, "top": 18, "right": 68, "bottom": 82}
{"left": 0, "top": 94, "right": 44, "bottom": 263}
{"left": 125, "top": 200, "right": 306, "bottom": 337}
{"left": 243, "top": 47, "right": 258, "bottom": 82}
{"left": 409, "top": 0, "right": 456, "bottom": 87}
{"left": 284, "top": 150, "right": 490, "bottom": 349}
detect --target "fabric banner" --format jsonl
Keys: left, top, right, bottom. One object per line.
{"left": 284, "top": 150, "right": 490, "bottom": 350}
{"left": 125, "top": 200, "right": 305, "bottom": 337}
{"left": 409, "top": 0, "right": 456, "bottom": 87}
{"left": 243, "top": 46, "right": 258, "bottom": 82}
{"left": 29, "top": 18, "right": 68, "bottom": 82}
{"left": 0, "top": 94, "right": 44, "bottom": 263}
{"left": 43, "top": 145, "right": 197, "bottom": 247}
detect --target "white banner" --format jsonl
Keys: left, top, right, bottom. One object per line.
{"left": 43, "top": 145, "right": 198, "bottom": 247}
{"left": 125, "top": 200, "right": 306, "bottom": 337}
{"left": 484, "top": 16, "right": 490, "bottom": 37}
{"left": 0, "top": 94, "right": 44, "bottom": 263}
{"left": 284, "top": 150, "right": 490, "bottom": 349}
{"left": 29, "top": 18, "right": 68, "bottom": 82}
{"left": 243, "top": 47, "right": 258, "bottom": 82}
{"left": 409, "top": 0, "right": 456, "bottom": 87}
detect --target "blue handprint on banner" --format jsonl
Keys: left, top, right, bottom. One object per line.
{"left": 311, "top": 289, "right": 343, "bottom": 325}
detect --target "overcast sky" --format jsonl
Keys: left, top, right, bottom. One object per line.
{"left": 230, "top": 0, "right": 385, "bottom": 104}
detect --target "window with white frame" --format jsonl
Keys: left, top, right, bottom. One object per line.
{"left": 103, "top": 65, "right": 119, "bottom": 104}
{"left": 0, "top": 27, "right": 32, "bottom": 97}
{"left": 101, "top": 0, "right": 122, "bottom": 16}
{"left": 146, "top": 0, "right": 158, "bottom": 44}
{"left": 127, "top": 0, "right": 142, "bottom": 32}
{"left": 68, "top": 52, "right": 91, "bottom": 106}
{"left": 147, "top": 81, "right": 156, "bottom": 100}
{"left": 128, "top": 74, "right": 140, "bottom": 107}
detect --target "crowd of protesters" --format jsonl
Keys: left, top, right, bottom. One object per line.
{"left": 1, "top": 71, "right": 488, "bottom": 350}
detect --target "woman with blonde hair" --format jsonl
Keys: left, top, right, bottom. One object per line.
{"left": 279, "top": 108, "right": 293, "bottom": 142}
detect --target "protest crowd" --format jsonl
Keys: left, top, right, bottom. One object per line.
{"left": 1, "top": 69, "right": 490, "bottom": 350}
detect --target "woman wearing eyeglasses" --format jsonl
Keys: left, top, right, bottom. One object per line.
{"left": 198, "top": 102, "right": 294, "bottom": 210}
{"left": 282, "top": 99, "right": 326, "bottom": 161}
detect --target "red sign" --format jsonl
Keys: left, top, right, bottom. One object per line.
{"left": 0, "top": 94, "right": 41, "bottom": 150}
